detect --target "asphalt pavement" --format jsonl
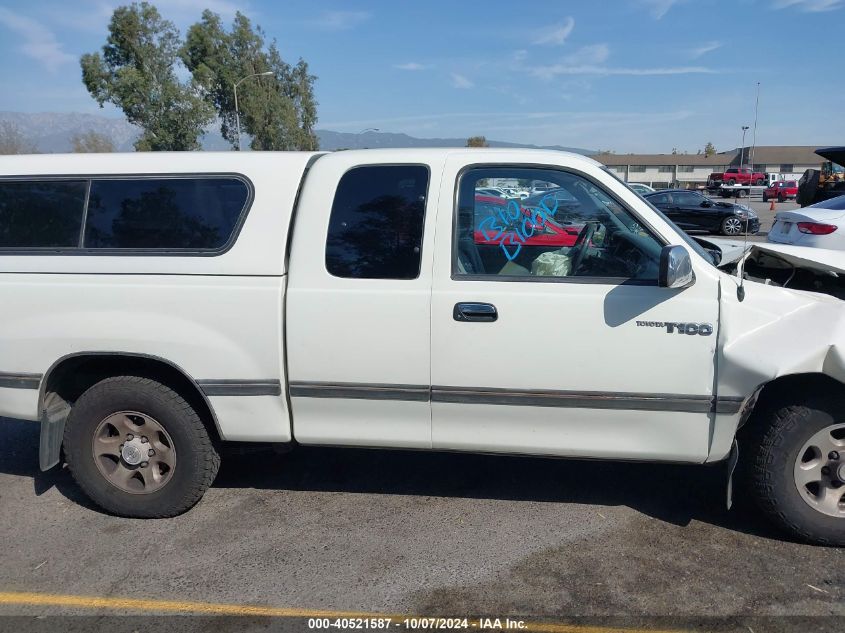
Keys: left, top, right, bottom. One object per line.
{"left": 0, "top": 415, "right": 843, "bottom": 630}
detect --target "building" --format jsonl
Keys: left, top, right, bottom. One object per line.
{"left": 594, "top": 146, "right": 824, "bottom": 189}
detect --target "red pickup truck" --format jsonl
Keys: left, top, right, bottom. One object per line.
{"left": 762, "top": 180, "right": 798, "bottom": 202}
{"left": 720, "top": 167, "right": 767, "bottom": 186}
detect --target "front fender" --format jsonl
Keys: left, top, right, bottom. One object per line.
{"left": 708, "top": 275, "right": 845, "bottom": 461}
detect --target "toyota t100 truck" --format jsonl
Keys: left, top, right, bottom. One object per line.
{"left": 1, "top": 149, "right": 845, "bottom": 545}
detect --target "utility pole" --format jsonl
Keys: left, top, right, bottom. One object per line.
{"left": 233, "top": 71, "right": 274, "bottom": 151}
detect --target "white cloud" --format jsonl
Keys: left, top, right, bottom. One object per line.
{"left": 641, "top": 0, "right": 684, "bottom": 19}
{"left": 688, "top": 40, "right": 722, "bottom": 59}
{"left": 512, "top": 49, "right": 528, "bottom": 62}
{"left": 0, "top": 7, "right": 74, "bottom": 72}
{"left": 311, "top": 10, "right": 371, "bottom": 31}
{"left": 450, "top": 73, "right": 474, "bottom": 89}
{"left": 771, "top": 0, "right": 844, "bottom": 10}
{"left": 563, "top": 44, "right": 611, "bottom": 66}
{"left": 530, "top": 63, "right": 714, "bottom": 80}
{"left": 394, "top": 62, "right": 430, "bottom": 71}
{"left": 532, "top": 17, "right": 575, "bottom": 45}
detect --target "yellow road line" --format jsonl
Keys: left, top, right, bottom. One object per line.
{"left": 0, "top": 591, "right": 684, "bottom": 633}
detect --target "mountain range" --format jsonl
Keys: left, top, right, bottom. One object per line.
{"left": 0, "top": 111, "right": 594, "bottom": 155}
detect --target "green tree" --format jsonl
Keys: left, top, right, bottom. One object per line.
{"left": 704, "top": 141, "right": 716, "bottom": 157}
{"left": 181, "top": 11, "right": 318, "bottom": 151}
{"left": 80, "top": 2, "right": 214, "bottom": 151}
{"left": 466, "top": 136, "right": 489, "bottom": 147}
{"left": 71, "top": 130, "right": 115, "bottom": 153}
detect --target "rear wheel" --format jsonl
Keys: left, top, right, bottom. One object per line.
{"left": 736, "top": 189, "right": 747, "bottom": 198}
{"left": 727, "top": 178, "right": 737, "bottom": 186}
{"left": 63, "top": 376, "right": 220, "bottom": 518}
{"left": 756, "top": 178, "right": 765, "bottom": 186}
{"left": 745, "top": 396, "right": 845, "bottom": 546}
{"left": 721, "top": 216, "right": 744, "bottom": 235}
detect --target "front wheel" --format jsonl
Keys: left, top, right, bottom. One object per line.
{"left": 756, "top": 178, "right": 765, "bottom": 186}
{"left": 721, "top": 216, "right": 744, "bottom": 235}
{"left": 63, "top": 376, "right": 220, "bottom": 518}
{"left": 778, "top": 194, "right": 786, "bottom": 203}
{"left": 762, "top": 193, "right": 768, "bottom": 202}
{"left": 745, "top": 397, "right": 845, "bottom": 546}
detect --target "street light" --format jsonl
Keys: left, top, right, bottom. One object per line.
{"left": 739, "top": 125, "right": 750, "bottom": 171}
{"left": 233, "top": 71, "right": 274, "bottom": 151}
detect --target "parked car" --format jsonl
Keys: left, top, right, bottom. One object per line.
{"left": 5, "top": 149, "right": 845, "bottom": 546}
{"left": 768, "top": 194, "right": 845, "bottom": 249}
{"left": 644, "top": 189, "right": 760, "bottom": 236}
{"left": 627, "top": 183, "right": 655, "bottom": 195}
{"left": 530, "top": 182, "right": 559, "bottom": 196}
{"left": 521, "top": 188, "right": 583, "bottom": 218}
{"left": 475, "top": 187, "right": 508, "bottom": 198}
{"left": 763, "top": 180, "right": 799, "bottom": 203}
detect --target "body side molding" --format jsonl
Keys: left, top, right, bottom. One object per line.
{"left": 288, "top": 381, "right": 744, "bottom": 414}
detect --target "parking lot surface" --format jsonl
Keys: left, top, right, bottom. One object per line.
{"left": 742, "top": 194, "right": 799, "bottom": 242}
{"left": 1, "top": 415, "right": 843, "bottom": 627}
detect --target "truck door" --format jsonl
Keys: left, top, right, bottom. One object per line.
{"left": 429, "top": 158, "right": 722, "bottom": 462}
{"left": 286, "top": 154, "right": 442, "bottom": 448}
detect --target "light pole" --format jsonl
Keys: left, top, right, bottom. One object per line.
{"left": 234, "top": 71, "right": 274, "bottom": 151}
{"left": 739, "top": 125, "right": 750, "bottom": 170}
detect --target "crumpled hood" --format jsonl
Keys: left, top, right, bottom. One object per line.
{"left": 708, "top": 238, "right": 845, "bottom": 276}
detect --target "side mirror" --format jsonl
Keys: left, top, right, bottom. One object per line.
{"left": 659, "top": 245, "right": 695, "bottom": 289}
{"left": 701, "top": 199, "right": 712, "bottom": 207}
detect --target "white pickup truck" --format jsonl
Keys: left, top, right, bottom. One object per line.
{"left": 2, "top": 149, "right": 845, "bottom": 545}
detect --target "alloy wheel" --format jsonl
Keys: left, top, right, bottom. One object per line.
{"left": 793, "top": 423, "right": 845, "bottom": 518}
{"left": 723, "top": 217, "right": 743, "bottom": 235}
{"left": 91, "top": 411, "right": 177, "bottom": 494}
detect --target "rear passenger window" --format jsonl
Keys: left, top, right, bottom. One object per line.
{"left": 326, "top": 165, "right": 428, "bottom": 279}
{"left": 84, "top": 178, "right": 249, "bottom": 250}
{"left": 0, "top": 180, "right": 87, "bottom": 248}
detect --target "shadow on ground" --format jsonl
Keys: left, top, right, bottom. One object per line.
{"left": 0, "top": 416, "right": 784, "bottom": 542}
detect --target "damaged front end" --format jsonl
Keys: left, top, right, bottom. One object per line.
{"left": 704, "top": 238, "right": 845, "bottom": 301}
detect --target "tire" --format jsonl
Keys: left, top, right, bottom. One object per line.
{"left": 727, "top": 178, "right": 736, "bottom": 186}
{"left": 737, "top": 189, "right": 747, "bottom": 198}
{"left": 744, "top": 396, "right": 845, "bottom": 546}
{"left": 778, "top": 194, "right": 785, "bottom": 203}
{"left": 762, "top": 193, "right": 768, "bottom": 202}
{"left": 721, "top": 216, "right": 744, "bottom": 235}
{"left": 63, "top": 376, "right": 220, "bottom": 518}
{"left": 756, "top": 178, "right": 765, "bottom": 186}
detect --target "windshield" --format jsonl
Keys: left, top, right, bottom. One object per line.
{"left": 603, "top": 167, "right": 717, "bottom": 266}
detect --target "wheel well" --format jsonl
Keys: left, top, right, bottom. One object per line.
{"left": 745, "top": 373, "right": 845, "bottom": 430}
{"left": 41, "top": 353, "right": 221, "bottom": 444}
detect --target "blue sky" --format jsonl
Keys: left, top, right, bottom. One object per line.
{"left": 0, "top": 0, "right": 843, "bottom": 152}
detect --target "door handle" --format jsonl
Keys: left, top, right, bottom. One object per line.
{"left": 453, "top": 302, "right": 498, "bottom": 323}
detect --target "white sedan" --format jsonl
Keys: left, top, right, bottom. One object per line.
{"left": 767, "top": 195, "right": 845, "bottom": 250}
